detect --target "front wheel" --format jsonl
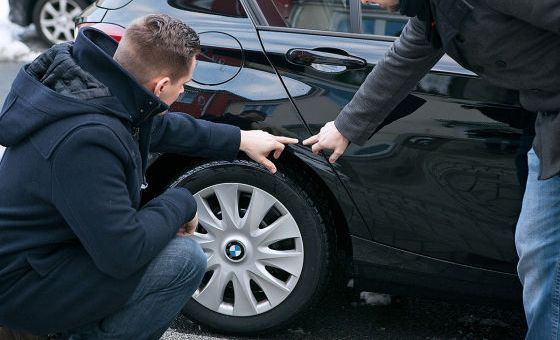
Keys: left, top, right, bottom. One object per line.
{"left": 173, "top": 161, "right": 332, "bottom": 335}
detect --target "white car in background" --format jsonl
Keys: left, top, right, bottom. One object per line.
{"left": 8, "top": 0, "right": 94, "bottom": 45}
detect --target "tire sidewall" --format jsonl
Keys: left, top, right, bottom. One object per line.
{"left": 176, "top": 161, "right": 329, "bottom": 334}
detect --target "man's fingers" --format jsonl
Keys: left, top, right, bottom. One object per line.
{"left": 311, "top": 142, "right": 326, "bottom": 154}
{"left": 259, "top": 157, "right": 277, "bottom": 174}
{"left": 177, "top": 227, "right": 190, "bottom": 236}
{"left": 329, "top": 144, "right": 348, "bottom": 163}
{"left": 274, "top": 136, "right": 299, "bottom": 145}
{"left": 303, "top": 134, "right": 319, "bottom": 146}
{"left": 329, "top": 151, "right": 342, "bottom": 164}
{"left": 273, "top": 142, "right": 285, "bottom": 159}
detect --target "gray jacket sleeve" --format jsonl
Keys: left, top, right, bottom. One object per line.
{"left": 334, "top": 17, "right": 444, "bottom": 145}
{"left": 480, "top": 0, "right": 560, "bottom": 35}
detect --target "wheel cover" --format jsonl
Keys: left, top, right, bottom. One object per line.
{"left": 39, "top": 0, "right": 83, "bottom": 43}
{"left": 191, "top": 183, "right": 304, "bottom": 317}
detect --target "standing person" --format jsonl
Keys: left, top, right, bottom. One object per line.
{"left": 304, "top": 0, "right": 560, "bottom": 338}
{"left": 0, "top": 14, "right": 297, "bottom": 339}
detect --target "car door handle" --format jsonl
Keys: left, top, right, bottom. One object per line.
{"left": 286, "top": 48, "right": 367, "bottom": 70}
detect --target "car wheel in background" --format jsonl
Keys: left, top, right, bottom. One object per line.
{"left": 33, "top": 0, "right": 89, "bottom": 45}
{"left": 173, "top": 160, "right": 333, "bottom": 335}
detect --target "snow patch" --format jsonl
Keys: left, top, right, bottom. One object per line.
{"left": 0, "top": 0, "right": 7, "bottom": 19}
{"left": 287, "top": 327, "right": 307, "bottom": 335}
{"left": 458, "top": 314, "right": 510, "bottom": 328}
{"left": 480, "top": 318, "right": 510, "bottom": 328}
{"left": 359, "top": 291, "right": 392, "bottom": 306}
{"left": 0, "top": 0, "right": 41, "bottom": 62}
{"left": 0, "top": 146, "right": 4, "bottom": 160}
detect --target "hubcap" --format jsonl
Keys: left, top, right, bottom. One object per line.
{"left": 39, "top": 0, "right": 84, "bottom": 44}
{"left": 191, "top": 183, "right": 304, "bottom": 317}
{"left": 225, "top": 241, "right": 246, "bottom": 262}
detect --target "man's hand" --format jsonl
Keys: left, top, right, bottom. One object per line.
{"left": 177, "top": 212, "right": 198, "bottom": 236}
{"left": 240, "top": 130, "right": 299, "bottom": 174}
{"left": 303, "top": 121, "right": 349, "bottom": 164}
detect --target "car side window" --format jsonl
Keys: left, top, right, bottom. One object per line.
{"left": 168, "top": 0, "right": 247, "bottom": 18}
{"left": 256, "top": 0, "right": 352, "bottom": 33}
{"left": 360, "top": 3, "right": 408, "bottom": 37}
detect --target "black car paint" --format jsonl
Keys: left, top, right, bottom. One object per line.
{"left": 81, "top": 0, "right": 529, "bottom": 302}
{"left": 8, "top": 0, "right": 35, "bottom": 25}
{"left": 258, "top": 28, "right": 530, "bottom": 273}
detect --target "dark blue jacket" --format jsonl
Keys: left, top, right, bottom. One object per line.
{"left": 0, "top": 28, "right": 240, "bottom": 334}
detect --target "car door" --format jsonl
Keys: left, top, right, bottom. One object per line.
{"left": 251, "top": 0, "right": 534, "bottom": 274}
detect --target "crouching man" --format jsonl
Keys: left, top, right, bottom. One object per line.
{"left": 0, "top": 14, "right": 297, "bottom": 339}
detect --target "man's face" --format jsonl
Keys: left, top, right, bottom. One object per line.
{"left": 155, "top": 58, "right": 197, "bottom": 106}
{"left": 361, "top": 0, "right": 400, "bottom": 12}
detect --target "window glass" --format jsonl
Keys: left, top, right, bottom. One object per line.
{"left": 256, "top": 0, "right": 352, "bottom": 33}
{"left": 360, "top": 3, "right": 407, "bottom": 37}
{"left": 167, "top": 0, "right": 247, "bottom": 18}
{"left": 97, "top": 0, "right": 133, "bottom": 9}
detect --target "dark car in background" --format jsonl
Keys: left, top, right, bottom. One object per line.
{"left": 77, "top": 0, "right": 532, "bottom": 335}
{"left": 8, "top": 0, "right": 94, "bottom": 44}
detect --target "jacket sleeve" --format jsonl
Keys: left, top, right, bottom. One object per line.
{"left": 150, "top": 112, "right": 241, "bottom": 161}
{"left": 334, "top": 17, "right": 444, "bottom": 145}
{"left": 480, "top": 0, "right": 560, "bottom": 35}
{"left": 51, "top": 125, "right": 197, "bottom": 279}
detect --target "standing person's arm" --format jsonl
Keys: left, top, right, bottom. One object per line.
{"left": 480, "top": 0, "right": 560, "bottom": 35}
{"left": 304, "top": 17, "right": 444, "bottom": 162}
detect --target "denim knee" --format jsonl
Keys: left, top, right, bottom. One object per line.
{"left": 161, "top": 236, "right": 207, "bottom": 288}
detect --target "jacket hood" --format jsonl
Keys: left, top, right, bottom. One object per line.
{"left": 0, "top": 27, "right": 168, "bottom": 147}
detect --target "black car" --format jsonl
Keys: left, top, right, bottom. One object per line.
{"left": 8, "top": 0, "right": 95, "bottom": 44}
{"left": 77, "top": 0, "right": 531, "bottom": 335}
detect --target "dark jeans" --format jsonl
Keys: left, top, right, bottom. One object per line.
{"left": 65, "top": 236, "right": 206, "bottom": 340}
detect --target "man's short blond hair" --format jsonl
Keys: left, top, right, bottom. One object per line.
{"left": 114, "top": 14, "right": 200, "bottom": 85}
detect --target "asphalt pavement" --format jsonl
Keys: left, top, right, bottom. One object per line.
{"left": 0, "top": 45, "right": 527, "bottom": 339}
{"left": 162, "top": 288, "right": 526, "bottom": 339}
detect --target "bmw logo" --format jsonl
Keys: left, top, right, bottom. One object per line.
{"left": 225, "top": 241, "right": 245, "bottom": 261}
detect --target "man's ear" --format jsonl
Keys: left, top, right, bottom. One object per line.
{"left": 152, "top": 77, "right": 172, "bottom": 98}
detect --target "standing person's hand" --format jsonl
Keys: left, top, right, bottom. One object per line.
{"left": 303, "top": 121, "right": 349, "bottom": 164}
{"left": 177, "top": 212, "right": 198, "bottom": 236}
{"left": 239, "top": 130, "right": 299, "bottom": 174}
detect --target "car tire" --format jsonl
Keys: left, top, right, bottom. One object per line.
{"left": 33, "top": 0, "right": 90, "bottom": 45}
{"left": 173, "top": 160, "right": 333, "bottom": 335}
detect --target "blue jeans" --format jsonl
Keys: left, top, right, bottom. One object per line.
{"left": 517, "top": 149, "right": 560, "bottom": 339}
{"left": 65, "top": 236, "right": 206, "bottom": 340}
